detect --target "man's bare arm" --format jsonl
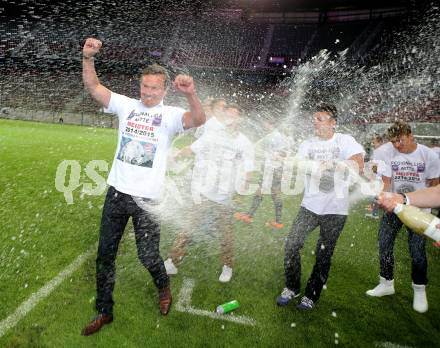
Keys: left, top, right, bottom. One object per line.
{"left": 82, "top": 38, "right": 111, "bottom": 108}
{"left": 173, "top": 75, "right": 206, "bottom": 129}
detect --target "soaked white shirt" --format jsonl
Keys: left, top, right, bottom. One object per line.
{"left": 297, "top": 133, "right": 365, "bottom": 215}
{"left": 191, "top": 124, "right": 254, "bottom": 205}
{"left": 105, "top": 92, "right": 184, "bottom": 199}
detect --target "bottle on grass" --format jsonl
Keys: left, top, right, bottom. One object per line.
{"left": 216, "top": 300, "right": 240, "bottom": 314}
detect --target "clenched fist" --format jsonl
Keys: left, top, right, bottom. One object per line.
{"left": 83, "top": 38, "right": 102, "bottom": 59}
{"left": 173, "top": 74, "right": 195, "bottom": 96}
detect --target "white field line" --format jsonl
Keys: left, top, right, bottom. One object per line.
{"left": 0, "top": 246, "right": 96, "bottom": 338}
{"left": 175, "top": 277, "right": 257, "bottom": 326}
{"left": 375, "top": 342, "right": 413, "bottom": 348}
{"left": 175, "top": 277, "right": 194, "bottom": 309}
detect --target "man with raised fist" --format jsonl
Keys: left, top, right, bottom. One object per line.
{"left": 80, "top": 37, "right": 205, "bottom": 336}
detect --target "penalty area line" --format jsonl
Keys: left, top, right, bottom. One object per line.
{"left": 0, "top": 245, "right": 96, "bottom": 338}
{"left": 175, "top": 277, "right": 257, "bottom": 327}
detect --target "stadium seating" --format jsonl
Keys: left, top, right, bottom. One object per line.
{"left": 1, "top": 8, "right": 438, "bottom": 126}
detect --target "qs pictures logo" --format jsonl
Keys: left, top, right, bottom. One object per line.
{"left": 54, "top": 160, "right": 108, "bottom": 204}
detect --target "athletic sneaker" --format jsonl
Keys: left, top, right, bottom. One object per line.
{"left": 412, "top": 283, "right": 428, "bottom": 313}
{"left": 296, "top": 296, "right": 314, "bottom": 310}
{"left": 234, "top": 212, "right": 253, "bottom": 224}
{"left": 164, "top": 258, "right": 178, "bottom": 275}
{"left": 219, "top": 265, "right": 233, "bottom": 283}
{"left": 266, "top": 220, "right": 284, "bottom": 229}
{"left": 365, "top": 213, "right": 379, "bottom": 219}
{"left": 276, "top": 287, "right": 299, "bottom": 306}
{"left": 366, "top": 276, "right": 395, "bottom": 297}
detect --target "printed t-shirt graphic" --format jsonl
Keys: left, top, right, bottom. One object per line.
{"left": 105, "top": 92, "right": 184, "bottom": 199}
{"left": 383, "top": 144, "right": 440, "bottom": 194}
{"left": 117, "top": 109, "right": 162, "bottom": 168}
{"left": 297, "top": 133, "right": 365, "bottom": 215}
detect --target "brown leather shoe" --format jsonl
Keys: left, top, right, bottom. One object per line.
{"left": 81, "top": 313, "right": 113, "bottom": 336}
{"left": 159, "top": 287, "right": 172, "bottom": 315}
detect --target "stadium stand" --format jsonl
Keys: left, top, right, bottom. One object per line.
{"left": 0, "top": 4, "right": 438, "bottom": 127}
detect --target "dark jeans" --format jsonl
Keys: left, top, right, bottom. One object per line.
{"left": 248, "top": 167, "right": 283, "bottom": 223}
{"left": 378, "top": 212, "right": 427, "bottom": 285}
{"left": 284, "top": 207, "right": 347, "bottom": 302}
{"left": 95, "top": 186, "right": 169, "bottom": 315}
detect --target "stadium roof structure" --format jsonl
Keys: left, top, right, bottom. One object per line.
{"left": 0, "top": 0, "right": 428, "bottom": 18}
{"left": 224, "top": 0, "right": 416, "bottom": 11}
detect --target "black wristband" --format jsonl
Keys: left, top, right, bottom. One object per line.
{"left": 399, "top": 193, "right": 408, "bottom": 205}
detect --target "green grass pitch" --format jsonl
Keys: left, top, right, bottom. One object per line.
{"left": 0, "top": 119, "right": 439, "bottom": 347}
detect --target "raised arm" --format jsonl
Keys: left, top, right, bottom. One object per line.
{"left": 173, "top": 75, "right": 206, "bottom": 129}
{"left": 82, "top": 38, "right": 111, "bottom": 108}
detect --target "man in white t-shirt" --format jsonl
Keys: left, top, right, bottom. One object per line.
{"left": 80, "top": 38, "right": 206, "bottom": 336}
{"left": 366, "top": 121, "right": 440, "bottom": 313}
{"left": 276, "top": 103, "right": 364, "bottom": 310}
{"left": 235, "top": 117, "right": 292, "bottom": 229}
{"left": 164, "top": 103, "right": 255, "bottom": 282}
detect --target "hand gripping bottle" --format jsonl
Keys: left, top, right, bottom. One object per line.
{"left": 216, "top": 300, "right": 240, "bottom": 314}
{"left": 394, "top": 204, "right": 440, "bottom": 241}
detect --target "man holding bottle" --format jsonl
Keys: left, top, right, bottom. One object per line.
{"left": 366, "top": 121, "right": 440, "bottom": 313}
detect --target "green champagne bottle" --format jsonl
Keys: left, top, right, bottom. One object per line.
{"left": 216, "top": 300, "right": 240, "bottom": 314}
{"left": 394, "top": 204, "right": 440, "bottom": 241}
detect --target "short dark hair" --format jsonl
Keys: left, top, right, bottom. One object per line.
{"left": 226, "top": 103, "right": 242, "bottom": 115}
{"left": 387, "top": 121, "right": 412, "bottom": 139}
{"left": 315, "top": 103, "right": 338, "bottom": 120}
{"left": 140, "top": 63, "right": 170, "bottom": 88}
{"left": 372, "top": 133, "right": 384, "bottom": 143}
